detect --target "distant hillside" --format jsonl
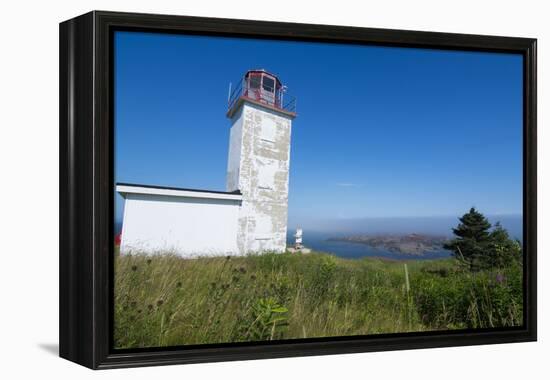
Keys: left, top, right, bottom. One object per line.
{"left": 327, "top": 234, "right": 448, "bottom": 255}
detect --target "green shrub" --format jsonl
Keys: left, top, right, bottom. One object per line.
{"left": 413, "top": 266, "right": 523, "bottom": 329}
{"left": 245, "top": 297, "right": 289, "bottom": 341}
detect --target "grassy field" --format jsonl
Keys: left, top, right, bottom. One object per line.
{"left": 114, "top": 250, "right": 523, "bottom": 349}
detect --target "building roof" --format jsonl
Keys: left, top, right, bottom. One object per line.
{"left": 116, "top": 183, "right": 242, "bottom": 201}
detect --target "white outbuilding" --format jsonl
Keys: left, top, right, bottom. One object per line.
{"left": 117, "top": 69, "right": 297, "bottom": 257}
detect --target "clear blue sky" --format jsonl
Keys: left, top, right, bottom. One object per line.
{"left": 114, "top": 31, "right": 523, "bottom": 228}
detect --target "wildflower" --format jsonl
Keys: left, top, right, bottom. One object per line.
{"left": 176, "top": 281, "right": 182, "bottom": 288}
{"left": 147, "top": 304, "right": 153, "bottom": 311}
{"left": 131, "top": 265, "right": 138, "bottom": 271}
{"left": 147, "top": 259, "right": 152, "bottom": 265}
{"left": 495, "top": 274, "right": 506, "bottom": 284}
{"left": 226, "top": 256, "right": 231, "bottom": 260}
{"left": 156, "top": 300, "right": 164, "bottom": 307}
{"left": 130, "top": 301, "right": 137, "bottom": 308}
{"left": 250, "top": 274, "right": 257, "bottom": 281}
{"left": 239, "top": 267, "right": 247, "bottom": 274}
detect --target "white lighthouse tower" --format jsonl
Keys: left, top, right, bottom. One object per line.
{"left": 226, "top": 69, "right": 297, "bottom": 254}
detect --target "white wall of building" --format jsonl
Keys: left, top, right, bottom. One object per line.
{"left": 117, "top": 185, "right": 242, "bottom": 256}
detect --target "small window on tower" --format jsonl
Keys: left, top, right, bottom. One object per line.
{"left": 262, "top": 76, "right": 275, "bottom": 92}
{"left": 249, "top": 75, "right": 261, "bottom": 89}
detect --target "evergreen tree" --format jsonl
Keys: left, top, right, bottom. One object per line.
{"left": 444, "top": 207, "right": 492, "bottom": 271}
{"left": 486, "top": 222, "right": 522, "bottom": 268}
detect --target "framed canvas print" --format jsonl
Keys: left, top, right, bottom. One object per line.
{"left": 59, "top": 11, "right": 537, "bottom": 369}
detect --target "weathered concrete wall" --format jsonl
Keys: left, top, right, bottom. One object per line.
{"left": 226, "top": 101, "right": 293, "bottom": 253}
{"left": 117, "top": 186, "right": 242, "bottom": 257}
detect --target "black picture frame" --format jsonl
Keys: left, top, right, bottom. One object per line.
{"left": 59, "top": 10, "right": 537, "bottom": 369}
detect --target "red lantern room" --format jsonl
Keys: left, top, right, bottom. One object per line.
{"left": 227, "top": 69, "right": 296, "bottom": 118}
{"left": 243, "top": 69, "right": 282, "bottom": 107}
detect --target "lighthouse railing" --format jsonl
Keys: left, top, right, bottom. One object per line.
{"left": 227, "top": 79, "right": 244, "bottom": 110}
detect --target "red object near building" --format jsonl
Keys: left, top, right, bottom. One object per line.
{"left": 115, "top": 233, "right": 122, "bottom": 246}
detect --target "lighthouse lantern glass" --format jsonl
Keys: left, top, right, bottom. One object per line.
{"left": 262, "top": 76, "right": 275, "bottom": 92}
{"left": 249, "top": 74, "right": 261, "bottom": 89}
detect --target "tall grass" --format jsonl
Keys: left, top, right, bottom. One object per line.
{"left": 114, "top": 250, "right": 523, "bottom": 349}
